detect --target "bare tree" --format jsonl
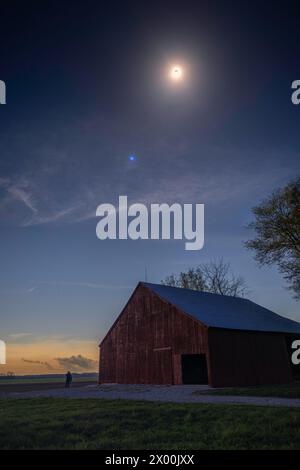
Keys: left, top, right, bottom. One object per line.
{"left": 162, "top": 259, "right": 248, "bottom": 297}
{"left": 6, "top": 371, "right": 15, "bottom": 378}
{"left": 245, "top": 178, "right": 300, "bottom": 299}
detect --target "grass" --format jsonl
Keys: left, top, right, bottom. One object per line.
{"left": 0, "top": 398, "right": 300, "bottom": 449}
{"left": 194, "top": 382, "right": 300, "bottom": 399}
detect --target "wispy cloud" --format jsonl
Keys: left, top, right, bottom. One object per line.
{"left": 9, "top": 333, "right": 32, "bottom": 340}
{"left": 22, "top": 205, "right": 80, "bottom": 227}
{"left": 26, "top": 286, "right": 37, "bottom": 293}
{"left": 0, "top": 141, "right": 298, "bottom": 228}
{"left": 22, "top": 358, "right": 53, "bottom": 370}
{"left": 7, "top": 185, "right": 37, "bottom": 213}
{"left": 32, "top": 281, "right": 131, "bottom": 290}
{"left": 7, "top": 333, "right": 97, "bottom": 345}
{"left": 0, "top": 177, "right": 37, "bottom": 213}
{"left": 0, "top": 173, "right": 84, "bottom": 226}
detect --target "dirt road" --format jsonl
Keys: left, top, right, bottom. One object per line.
{"left": 0, "top": 380, "right": 97, "bottom": 393}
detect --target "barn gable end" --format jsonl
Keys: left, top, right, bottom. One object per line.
{"left": 100, "top": 283, "right": 209, "bottom": 384}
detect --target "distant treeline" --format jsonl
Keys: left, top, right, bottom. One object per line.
{"left": 0, "top": 372, "right": 97, "bottom": 380}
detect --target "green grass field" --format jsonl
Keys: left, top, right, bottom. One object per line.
{"left": 0, "top": 398, "right": 299, "bottom": 449}
{"left": 194, "top": 382, "right": 300, "bottom": 399}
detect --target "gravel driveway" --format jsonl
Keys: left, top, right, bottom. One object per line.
{"left": 1, "top": 383, "right": 300, "bottom": 407}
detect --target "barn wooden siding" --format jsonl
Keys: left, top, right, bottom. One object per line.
{"left": 208, "top": 328, "right": 292, "bottom": 387}
{"left": 99, "top": 283, "right": 293, "bottom": 386}
{"left": 99, "top": 284, "right": 209, "bottom": 384}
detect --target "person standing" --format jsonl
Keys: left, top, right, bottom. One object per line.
{"left": 65, "top": 371, "right": 72, "bottom": 388}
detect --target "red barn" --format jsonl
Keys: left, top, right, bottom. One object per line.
{"left": 99, "top": 282, "right": 300, "bottom": 387}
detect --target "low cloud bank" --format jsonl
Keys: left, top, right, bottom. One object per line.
{"left": 55, "top": 354, "right": 97, "bottom": 371}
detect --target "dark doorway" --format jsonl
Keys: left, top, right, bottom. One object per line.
{"left": 181, "top": 354, "right": 208, "bottom": 384}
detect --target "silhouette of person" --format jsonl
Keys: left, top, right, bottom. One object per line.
{"left": 65, "top": 371, "right": 72, "bottom": 388}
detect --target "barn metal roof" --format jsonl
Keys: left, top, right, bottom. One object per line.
{"left": 142, "top": 282, "right": 300, "bottom": 334}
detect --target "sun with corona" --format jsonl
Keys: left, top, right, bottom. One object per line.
{"left": 170, "top": 65, "right": 183, "bottom": 81}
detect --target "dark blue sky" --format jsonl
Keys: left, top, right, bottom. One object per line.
{"left": 0, "top": 0, "right": 299, "bottom": 371}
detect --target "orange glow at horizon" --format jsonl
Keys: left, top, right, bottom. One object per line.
{"left": 0, "top": 338, "right": 99, "bottom": 375}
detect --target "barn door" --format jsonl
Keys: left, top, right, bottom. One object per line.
{"left": 152, "top": 348, "right": 173, "bottom": 384}
{"left": 181, "top": 354, "right": 208, "bottom": 384}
